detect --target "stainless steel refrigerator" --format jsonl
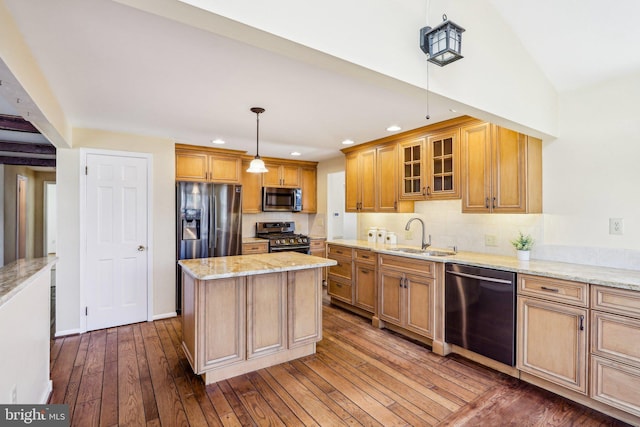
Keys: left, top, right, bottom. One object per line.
{"left": 176, "top": 182, "right": 242, "bottom": 312}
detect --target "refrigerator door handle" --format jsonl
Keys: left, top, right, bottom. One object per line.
{"left": 209, "top": 194, "right": 214, "bottom": 249}
{"left": 212, "top": 194, "right": 218, "bottom": 250}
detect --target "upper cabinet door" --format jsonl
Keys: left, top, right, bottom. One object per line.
{"left": 208, "top": 154, "right": 241, "bottom": 184}
{"left": 399, "top": 138, "right": 426, "bottom": 200}
{"left": 461, "top": 122, "right": 492, "bottom": 212}
{"left": 376, "top": 144, "right": 399, "bottom": 212}
{"left": 426, "top": 129, "right": 461, "bottom": 200}
{"left": 300, "top": 167, "right": 317, "bottom": 213}
{"left": 176, "top": 152, "right": 208, "bottom": 181}
{"left": 491, "top": 126, "right": 526, "bottom": 213}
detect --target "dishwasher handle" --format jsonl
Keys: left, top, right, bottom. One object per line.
{"left": 447, "top": 270, "right": 513, "bottom": 285}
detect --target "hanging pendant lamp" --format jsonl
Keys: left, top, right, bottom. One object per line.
{"left": 246, "top": 107, "right": 269, "bottom": 173}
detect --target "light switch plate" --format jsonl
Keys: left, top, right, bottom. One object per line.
{"left": 485, "top": 234, "right": 497, "bottom": 246}
{"left": 609, "top": 218, "right": 624, "bottom": 235}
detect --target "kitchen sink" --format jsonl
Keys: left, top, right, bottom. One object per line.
{"left": 388, "top": 247, "right": 455, "bottom": 257}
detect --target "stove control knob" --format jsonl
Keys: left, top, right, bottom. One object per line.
{"left": 276, "top": 239, "right": 282, "bottom": 244}
{"left": 290, "top": 238, "right": 295, "bottom": 244}
{"left": 302, "top": 237, "right": 308, "bottom": 243}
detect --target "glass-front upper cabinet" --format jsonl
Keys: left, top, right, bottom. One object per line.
{"left": 399, "top": 130, "right": 461, "bottom": 201}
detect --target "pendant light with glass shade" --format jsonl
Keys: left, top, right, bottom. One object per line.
{"left": 246, "top": 107, "right": 269, "bottom": 173}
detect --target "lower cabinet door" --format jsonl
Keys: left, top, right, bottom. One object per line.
{"left": 354, "top": 263, "right": 376, "bottom": 313}
{"left": 378, "top": 269, "right": 403, "bottom": 326}
{"left": 517, "top": 296, "right": 588, "bottom": 394}
{"left": 405, "top": 273, "right": 434, "bottom": 338}
{"left": 246, "top": 272, "right": 286, "bottom": 359}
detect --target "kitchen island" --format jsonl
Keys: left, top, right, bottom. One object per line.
{"left": 178, "top": 252, "right": 336, "bottom": 384}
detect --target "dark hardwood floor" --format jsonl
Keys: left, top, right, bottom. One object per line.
{"left": 49, "top": 299, "right": 629, "bottom": 426}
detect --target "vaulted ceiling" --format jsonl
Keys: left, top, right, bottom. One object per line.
{"left": 1, "top": 0, "right": 639, "bottom": 165}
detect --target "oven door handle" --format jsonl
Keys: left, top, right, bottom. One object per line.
{"left": 447, "top": 270, "right": 513, "bottom": 285}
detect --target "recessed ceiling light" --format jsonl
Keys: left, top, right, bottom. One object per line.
{"left": 290, "top": 151, "right": 301, "bottom": 156}
{"left": 342, "top": 139, "right": 355, "bottom": 145}
{"left": 211, "top": 138, "right": 225, "bottom": 144}
{"left": 386, "top": 125, "right": 401, "bottom": 132}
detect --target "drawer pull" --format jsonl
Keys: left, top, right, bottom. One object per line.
{"left": 541, "top": 286, "right": 560, "bottom": 293}
{"left": 335, "top": 283, "right": 342, "bottom": 288}
{"left": 361, "top": 255, "right": 370, "bottom": 259}
{"left": 336, "top": 250, "right": 343, "bottom": 254}
{"left": 360, "top": 269, "right": 369, "bottom": 274}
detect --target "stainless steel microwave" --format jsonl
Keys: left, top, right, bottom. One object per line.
{"left": 262, "top": 187, "right": 302, "bottom": 212}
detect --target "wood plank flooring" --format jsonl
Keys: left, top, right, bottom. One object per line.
{"left": 49, "top": 301, "right": 630, "bottom": 426}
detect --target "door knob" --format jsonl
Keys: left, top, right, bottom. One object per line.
{"left": 137, "top": 245, "right": 146, "bottom": 251}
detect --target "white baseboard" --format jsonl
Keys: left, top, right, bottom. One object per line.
{"left": 152, "top": 311, "right": 177, "bottom": 321}
{"left": 55, "top": 328, "right": 81, "bottom": 337}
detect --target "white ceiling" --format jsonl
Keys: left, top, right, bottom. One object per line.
{"left": 2, "top": 0, "right": 640, "bottom": 161}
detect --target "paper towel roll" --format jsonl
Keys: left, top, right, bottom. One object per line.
{"left": 385, "top": 232, "right": 397, "bottom": 244}
{"left": 376, "top": 228, "right": 387, "bottom": 243}
{"left": 367, "top": 228, "right": 377, "bottom": 243}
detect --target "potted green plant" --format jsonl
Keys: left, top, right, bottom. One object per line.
{"left": 511, "top": 231, "right": 533, "bottom": 261}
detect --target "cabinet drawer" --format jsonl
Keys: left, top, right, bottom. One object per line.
{"left": 591, "top": 355, "right": 640, "bottom": 417}
{"left": 242, "top": 242, "right": 269, "bottom": 254}
{"left": 591, "top": 310, "right": 640, "bottom": 366}
{"left": 355, "top": 249, "right": 375, "bottom": 265}
{"left": 328, "top": 258, "right": 352, "bottom": 279}
{"left": 328, "top": 245, "right": 353, "bottom": 258}
{"left": 378, "top": 254, "right": 435, "bottom": 278}
{"left": 591, "top": 285, "right": 640, "bottom": 318}
{"left": 328, "top": 277, "right": 352, "bottom": 303}
{"left": 309, "top": 240, "right": 326, "bottom": 251}
{"left": 518, "top": 274, "right": 588, "bottom": 307}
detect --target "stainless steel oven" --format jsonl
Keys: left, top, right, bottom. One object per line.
{"left": 256, "top": 221, "right": 310, "bottom": 254}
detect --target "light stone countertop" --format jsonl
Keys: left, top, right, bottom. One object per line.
{"left": 329, "top": 239, "right": 640, "bottom": 292}
{"left": 0, "top": 256, "right": 58, "bottom": 307}
{"left": 179, "top": 252, "right": 337, "bottom": 281}
{"left": 242, "top": 237, "right": 267, "bottom": 244}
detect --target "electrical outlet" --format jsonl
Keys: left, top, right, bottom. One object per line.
{"left": 484, "top": 234, "right": 498, "bottom": 247}
{"left": 11, "top": 385, "right": 17, "bottom": 403}
{"left": 609, "top": 218, "right": 624, "bottom": 235}
{"left": 404, "top": 231, "right": 413, "bottom": 240}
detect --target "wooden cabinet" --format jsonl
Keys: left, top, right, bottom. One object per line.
{"left": 176, "top": 149, "right": 241, "bottom": 183}
{"left": 377, "top": 254, "right": 435, "bottom": 338}
{"left": 354, "top": 249, "right": 376, "bottom": 313}
{"left": 242, "top": 240, "right": 268, "bottom": 254}
{"left": 461, "top": 122, "right": 542, "bottom": 213}
{"left": 345, "top": 149, "right": 376, "bottom": 212}
{"left": 241, "top": 159, "right": 263, "bottom": 213}
{"left": 345, "top": 145, "right": 413, "bottom": 213}
{"left": 517, "top": 274, "right": 589, "bottom": 394}
{"left": 399, "top": 129, "right": 461, "bottom": 201}
{"left": 309, "top": 238, "right": 327, "bottom": 283}
{"left": 326, "top": 244, "right": 377, "bottom": 315}
{"left": 326, "top": 244, "right": 353, "bottom": 304}
{"left": 590, "top": 286, "right": 640, "bottom": 416}
{"left": 182, "top": 265, "right": 324, "bottom": 384}
{"left": 300, "top": 167, "right": 317, "bottom": 213}
{"left": 263, "top": 163, "right": 300, "bottom": 187}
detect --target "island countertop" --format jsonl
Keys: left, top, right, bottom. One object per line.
{"left": 179, "top": 252, "right": 337, "bottom": 280}
{"left": 0, "top": 256, "right": 57, "bottom": 307}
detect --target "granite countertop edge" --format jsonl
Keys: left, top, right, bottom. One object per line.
{"left": 328, "top": 239, "right": 640, "bottom": 292}
{"left": 0, "top": 256, "right": 58, "bottom": 307}
{"left": 179, "top": 252, "right": 336, "bottom": 281}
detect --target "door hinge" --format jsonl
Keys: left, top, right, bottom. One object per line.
{"left": 85, "top": 166, "right": 88, "bottom": 175}
{"left": 85, "top": 306, "right": 88, "bottom": 316}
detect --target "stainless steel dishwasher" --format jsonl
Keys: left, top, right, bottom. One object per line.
{"left": 445, "top": 263, "right": 516, "bottom": 366}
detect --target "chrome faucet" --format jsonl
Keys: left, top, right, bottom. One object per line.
{"left": 405, "top": 217, "right": 431, "bottom": 250}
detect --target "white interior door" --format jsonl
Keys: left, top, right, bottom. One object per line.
{"left": 85, "top": 153, "right": 148, "bottom": 331}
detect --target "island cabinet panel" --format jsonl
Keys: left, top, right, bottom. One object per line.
{"left": 247, "top": 272, "right": 286, "bottom": 359}
{"left": 200, "top": 276, "right": 246, "bottom": 371}
{"left": 289, "top": 268, "right": 322, "bottom": 347}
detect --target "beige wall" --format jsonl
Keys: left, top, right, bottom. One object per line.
{"left": 56, "top": 128, "right": 175, "bottom": 334}
{"left": 33, "top": 172, "right": 56, "bottom": 257}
